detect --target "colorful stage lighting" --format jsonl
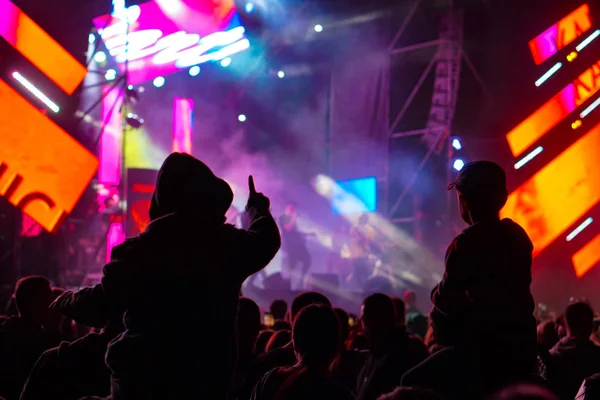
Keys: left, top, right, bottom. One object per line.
{"left": 12, "top": 72, "right": 60, "bottom": 113}
{"left": 105, "top": 68, "right": 117, "bottom": 81}
{"left": 576, "top": 29, "right": 600, "bottom": 52}
{"left": 451, "top": 138, "right": 462, "bottom": 150}
{"left": 173, "top": 98, "right": 193, "bottom": 155}
{"left": 514, "top": 146, "right": 543, "bottom": 170}
{"left": 580, "top": 96, "right": 600, "bottom": 119}
{"left": 152, "top": 76, "right": 165, "bottom": 88}
{"left": 89, "top": 33, "right": 96, "bottom": 44}
{"left": 528, "top": 4, "right": 592, "bottom": 65}
{"left": 566, "top": 217, "right": 594, "bottom": 242}
{"left": 453, "top": 159, "right": 465, "bottom": 171}
{"left": 221, "top": 57, "right": 232, "bottom": 67}
{"left": 572, "top": 120, "right": 583, "bottom": 130}
{"left": 94, "top": 51, "right": 107, "bottom": 63}
{"left": 99, "top": 86, "right": 124, "bottom": 185}
{"left": 93, "top": 0, "right": 249, "bottom": 85}
{"left": 278, "top": 70, "right": 285, "bottom": 78}
{"left": 572, "top": 233, "right": 600, "bottom": 277}
{"left": 245, "top": 2, "right": 254, "bottom": 13}
{"left": 535, "top": 62, "right": 562, "bottom": 87}
{"left": 314, "top": 24, "right": 323, "bottom": 33}
{"left": 238, "top": 114, "right": 246, "bottom": 122}
{"left": 188, "top": 66, "right": 201, "bottom": 76}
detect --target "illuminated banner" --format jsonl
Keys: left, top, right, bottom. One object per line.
{"left": 506, "top": 59, "right": 600, "bottom": 157}
{"left": 0, "top": 79, "right": 98, "bottom": 233}
{"left": 94, "top": 0, "right": 249, "bottom": 85}
{"left": 529, "top": 3, "right": 592, "bottom": 65}
{"left": 501, "top": 121, "right": 600, "bottom": 257}
{"left": 0, "top": 0, "right": 87, "bottom": 94}
{"left": 173, "top": 97, "right": 193, "bottom": 154}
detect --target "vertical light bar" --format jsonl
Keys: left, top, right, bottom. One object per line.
{"left": 572, "top": 233, "right": 600, "bottom": 278}
{"left": 106, "top": 221, "right": 125, "bottom": 263}
{"left": 0, "top": 0, "right": 87, "bottom": 94}
{"left": 99, "top": 86, "right": 124, "bottom": 185}
{"left": 173, "top": 97, "right": 193, "bottom": 154}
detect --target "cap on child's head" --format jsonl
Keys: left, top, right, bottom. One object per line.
{"left": 447, "top": 161, "right": 507, "bottom": 198}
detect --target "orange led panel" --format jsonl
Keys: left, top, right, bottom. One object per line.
{"left": 501, "top": 121, "right": 600, "bottom": 257}
{"left": 506, "top": 60, "right": 600, "bottom": 157}
{"left": 529, "top": 4, "right": 592, "bottom": 65}
{"left": 0, "top": 79, "right": 98, "bottom": 232}
{"left": 572, "top": 233, "right": 600, "bottom": 278}
{"left": 0, "top": 0, "right": 87, "bottom": 95}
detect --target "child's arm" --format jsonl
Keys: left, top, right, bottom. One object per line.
{"left": 431, "top": 236, "right": 470, "bottom": 316}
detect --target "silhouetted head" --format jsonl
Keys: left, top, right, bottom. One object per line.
{"left": 362, "top": 293, "right": 396, "bottom": 342}
{"left": 238, "top": 297, "right": 261, "bottom": 354}
{"left": 266, "top": 329, "right": 292, "bottom": 352}
{"left": 15, "top": 276, "right": 53, "bottom": 325}
{"left": 378, "top": 387, "right": 444, "bottom": 400}
{"left": 392, "top": 297, "right": 406, "bottom": 326}
{"left": 447, "top": 161, "right": 508, "bottom": 225}
{"left": 536, "top": 320, "right": 559, "bottom": 350}
{"left": 255, "top": 330, "right": 274, "bottom": 354}
{"left": 270, "top": 299, "right": 288, "bottom": 321}
{"left": 403, "top": 290, "right": 417, "bottom": 308}
{"left": 272, "top": 320, "right": 292, "bottom": 332}
{"left": 488, "top": 384, "right": 559, "bottom": 400}
{"left": 149, "top": 153, "right": 233, "bottom": 222}
{"left": 565, "top": 301, "right": 594, "bottom": 340}
{"left": 293, "top": 305, "right": 340, "bottom": 371}
{"left": 334, "top": 307, "right": 350, "bottom": 345}
{"left": 290, "top": 291, "right": 332, "bottom": 322}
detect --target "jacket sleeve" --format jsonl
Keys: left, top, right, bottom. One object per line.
{"left": 431, "top": 236, "right": 470, "bottom": 316}
{"left": 236, "top": 210, "right": 281, "bottom": 278}
{"left": 50, "top": 242, "right": 133, "bottom": 328}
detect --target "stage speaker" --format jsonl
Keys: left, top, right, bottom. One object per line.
{"left": 307, "top": 273, "right": 339, "bottom": 293}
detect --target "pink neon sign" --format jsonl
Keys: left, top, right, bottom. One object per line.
{"left": 93, "top": 0, "right": 249, "bottom": 85}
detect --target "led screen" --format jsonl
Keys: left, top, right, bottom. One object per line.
{"left": 332, "top": 176, "right": 377, "bottom": 215}
{"left": 93, "top": 0, "right": 249, "bottom": 85}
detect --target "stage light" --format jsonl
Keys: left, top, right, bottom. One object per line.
{"left": 89, "top": 33, "right": 96, "bottom": 44}
{"left": 514, "top": 146, "right": 543, "bottom": 170}
{"left": 105, "top": 68, "right": 117, "bottom": 81}
{"left": 314, "top": 24, "right": 323, "bottom": 33}
{"left": 535, "top": 62, "right": 562, "bottom": 87}
{"left": 572, "top": 120, "right": 583, "bottom": 130}
{"left": 580, "top": 96, "right": 600, "bottom": 119}
{"left": 220, "top": 57, "right": 232, "bottom": 67}
{"left": 566, "top": 217, "right": 593, "bottom": 242}
{"left": 153, "top": 76, "right": 165, "bottom": 88}
{"left": 238, "top": 114, "right": 247, "bottom": 122}
{"left": 245, "top": 2, "right": 254, "bottom": 13}
{"left": 126, "top": 113, "right": 144, "bottom": 129}
{"left": 94, "top": 51, "right": 107, "bottom": 63}
{"left": 576, "top": 29, "right": 600, "bottom": 52}
{"left": 567, "top": 51, "right": 578, "bottom": 62}
{"left": 125, "top": 86, "right": 139, "bottom": 105}
{"left": 188, "top": 66, "right": 201, "bottom": 76}
{"left": 451, "top": 138, "right": 462, "bottom": 150}
{"left": 12, "top": 72, "right": 60, "bottom": 113}
{"left": 277, "top": 70, "right": 285, "bottom": 78}
{"left": 453, "top": 159, "right": 465, "bottom": 171}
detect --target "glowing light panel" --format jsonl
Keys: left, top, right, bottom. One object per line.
{"left": 94, "top": 0, "right": 249, "bottom": 85}
{"left": 528, "top": 4, "right": 592, "bottom": 65}
{"left": 506, "top": 60, "right": 600, "bottom": 157}
{"left": 0, "top": 78, "right": 98, "bottom": 232}
{"left": 99, "top": 86, "right": 124, "bottom": 185}
{"left": 501, "top": 122, "right": 600, "bottom": 257}
{"left": 0, "top": 0, "right": 87, "bottom": 94}
{"left": 106, "top": 222, "right": 125, "bottom": 263}
{"left": 173, "top": 97, "right": 193, "bottom": 155}
{"left": 572, "top": 233, "right": 600, "bottom": 277}
{"left": 12, "top": 72, "right": 60, "bottom": 113}
{"left": 332, "top": 176, "right": 377, "bottom": 215}
{"left": 566, "top": 217, "right": 593, "bottom": 242}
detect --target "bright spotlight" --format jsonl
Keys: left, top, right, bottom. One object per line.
{"left": 153, "top": 76, "right": 165, "bottom": 88}
{"left": 453, "top": 159, "right": 465, "bottom": 171}
{"left": 88, "top": 33, "right": 96, "bottom": 44}
{"left": 238, "top": 114, "right": 247, "bottom": 122}
{"left": 188, "top": 66, "right": 201, "bottom": 76}
{"left": 244, "top": 2, "right": 254, "bottom": 13}
{"left": 220, "top": 57, "right": 232, "bottom": 67}
{"left": 277, "top": 70, "right": 285, "bottom": 78}
{"left": 451, "top": 138, "right": 462, "bottom": 150}
{"left": 105, "top": 68, "right": 117, "bottom": 81}
{"left": 94, "top": 51, "right": 107, "bottom": 63}
{"left": 314, "top": 24, "right": 323, "bottom": 32}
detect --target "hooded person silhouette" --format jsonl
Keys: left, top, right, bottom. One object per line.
{"left": 52, "top": 153, "right": 281, "bottom": 400}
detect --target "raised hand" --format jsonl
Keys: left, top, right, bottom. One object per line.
{"left": 246, "top": 175, "right": 270, "bottom": 216}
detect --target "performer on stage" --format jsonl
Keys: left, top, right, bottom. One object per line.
{"left": 279, "top": 202, "right": 312, "bottom": 287}
{"left": 348, "top": 213, "right": 378, "bottom": 288}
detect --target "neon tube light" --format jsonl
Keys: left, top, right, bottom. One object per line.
{"left": 12, "top": 72, "right": 60, "bottom": 113}
{"left": 566, "top": 217, "right": 593, "bottom": 242}
{"left": 535, "top": 62, "right": 562, "bottom": 87}
{"left": 514, "top": 146, "right": 543, "bottom": 170}
{"left": 576, "top": 29, "right": 600, "bottom": 52}
{"left": 580, "top": 96, "right": 600, "bottom": 119}
{"left": 173, "top": 97, "right": 193, "bottom": 154}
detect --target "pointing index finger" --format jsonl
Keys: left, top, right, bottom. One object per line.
{"left": 248, "top": 175, "right": 257, "bottom": 194}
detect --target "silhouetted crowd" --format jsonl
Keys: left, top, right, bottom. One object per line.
{"left": 0, "top": 154, "right": 598, "bottom": 400}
